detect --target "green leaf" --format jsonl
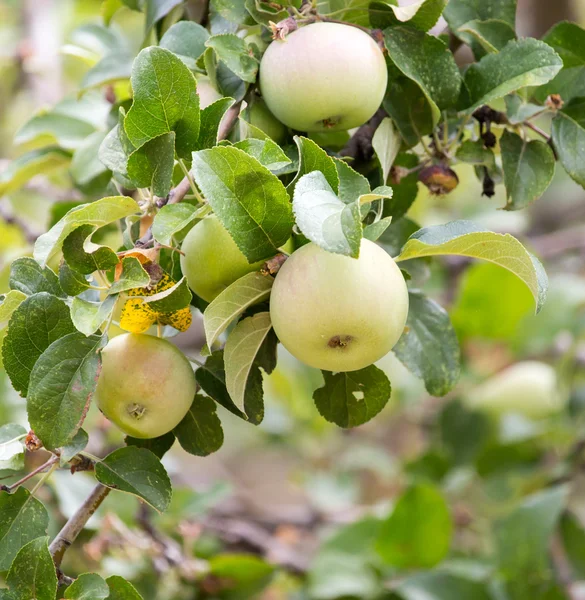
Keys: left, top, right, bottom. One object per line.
{"left": 505, "top": 94, "right": 545, "bottom": 124}
{"left": 206, "top": 34, "right": 259, "bottom": 83}
{"left": 125, "top": 432, "right": 175, "bottom": 460}
{"left": 14, "top": 109, "right": 96, "bottom": 151}
{"left": 383, "top": 77, "right": 434, "bottom": 148}
{"left": 464, "top": 38, "right": 563, "bottom": 112}
{"left": 9, "top": 257, "right": 64, "bottom": 298}
{"left": 542, "top": 21, "right": 585, "bottom": 68}
{"left": 313, "top": 365, "right": 391, "bottom": 428}
{"left": 144, "top": 0, "right": 183, "bottom": 32}
{"left": 376, "top": 483, "right": 452, "bottom": 568}
{"left": 334, "top": 159, "right": 372, "bottom": 203}
{"left": 495, "top": 485, "right": 568, "bottom": 578}
{"left": 124, "top": 47, "right": 200, "bottom": 159}
{"left": 500, "top": 129, "right": 555, "bottom": 210}
{"left": 108, "top": 257, "right": 150, "bottom": 295}
{"left": 393, "top": 290, "right": 460, "bottom": 397}
{"left": 451, "top": 262, "right": 534, "bottom": 341}
{"left": 551, "top": 98, "right": 585, "bottom": 188}
{"left": 363, "top": 217, "right": 393, "bottom": 242}
{"left": 397, "top": 572, "right": 492, "bottom": 600}
{"left": 384, "top": 27, "right": 461, "bottom": 124}
{"left": 159, "top": 21, "right": 209, "bottom": 70}
{"left": 152, "top": 203, "right": 201, "bottom": 246}
{"left": 559, "top": 513, "right": 585, "bottom": 580}
{"left": 59, "top": 262, "right": 90, "bottom": 297}
{"left": 0, "top": 292, "right": 27, "bottom": 369}
{"left": 64, "top": 573, "right": 109, "bottom": 600}
{"left": 141, "top": 277, "right": 192, "bottom": 312}
{"left": 71, "top": 296, "right": 117, "bottom": 336}
{"left": 0, "top": 489, "right": 49, "bottom": 571}
{"left": 444, "top": 0, "right": 516, "bottom": 57}
{"left": 70, "top": 131, "right": 110, "bottom": 186}
{"left": 456, "top": 139, "right": 496, "bottom": 166}
{"left": 197, "top": 97, "right": 236, "bottom": 150}
{"left": 224, "top": 312, "right": 272, "bottom": 414}
{"left": 308, "top": 517, "right": 382, "bottom": 600}
{"left": 232, "top": 138, "right": 292, "bottom": 171}
{"left": 0, "top": 147, "right": 70, "bottom": 195}
{"left": 439, "top": 400, "right": 490, "bottom": 465}
{"left": 395, "top": 220, "right": 548, "bottom": 313}
{"left": 457, "top": 19, "right": 516, "bottom": 54}
{"left": 288, "top": 136, "right": 339, "bottom": 196}
{"left": 127, "top": 132, "right": 176, "bottom": 198}
{"left": 6, "top": 537, "right": 57, "bottom": 600}
{"left": 105, "top": 576, "right": 144, "bottom": 600}
{"left": 81, "top": 52, "right": 133, "bottom": 91}
{"left": 0, "top": 424, "right": 27, "bottom": 472}
{"left": 62, "top": 224, "right": 119, "bottom": 275}
{"left": 34, "top": 196, "right": 139, "bottom": 267}
{"left": 2, "top": 293, "right": 75, "bottom": 396}
{"left": 196, "top": 351, "right": 264, "bottom": 425}
{"left": 27, "top": 333, "right": 105, "bottom": 450}
{"left": 174, "top": 394, "right": 224, "bottom": 456}
{"left": 292, "top": 171, "right": 362, "bottom": 258}
{"left": 191, "top": 146, "right": 294, "bottom": 262}
{"left": 380, "top": 0, "right": 447, "bottom": 31}
{"left": 372, "top": 117, "right": 401, "bottom": 185}
{"left": 95, "top": 447, "right": 172, "bottom": 513}
{"left": 203, "top": 271, "right": 274, "bottom": 348}
{"left": 60, "top": 428, "right": 89, "bottom": 465}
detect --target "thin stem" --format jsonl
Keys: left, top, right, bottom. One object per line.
{"left": 524, "top": 120, "right": 551, "bottom": 141}
{"left": 80, "top": 450, "right": 102, "bottom": 463}
{"left": 4, "top": 454, "right": 59, "bottom": 492}
{"left": 50, "top": 483, "right": 111, "bottom": 568}
{"left": 29, "top": 461, "right": 59, "bottom": 497}
{"left": 157, "top": 322, "right": 163, "bottom": 338}
{"left": 178, "top": 159, "right": 204, "bottom": 203}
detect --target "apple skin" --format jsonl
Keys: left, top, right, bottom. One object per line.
{"left": 269, "top": 240, "right": 409, "bottom": 372}
{"left": 197, "top": 75, "right": 223, "bottom": 109}
{"left": 95, "top": 333, "right": 196, "bottom": 438}
{"left": 465, "top": 361, "right": 561, "bottom": 419}
{"left": 246, "top": 96, "right": 287, "bottom": 144}
{"left": 180, "top": 215, "right": 264, "bottom": 302}
{"left": 259, "top": 22, "right": 388, "bottom": 133}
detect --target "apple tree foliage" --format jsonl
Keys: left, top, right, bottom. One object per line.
{"left": 0, "top": 0, "right": 583, "bottom": 596}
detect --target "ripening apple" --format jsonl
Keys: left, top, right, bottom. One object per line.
{"left": 269, "top": 240, "right": 409, "bottom": 372}
{"left": 196, "top": 75, "right": 223, "bottom": 109}
{"left": 465, "top": 361, "right": 562, "bottom": 419}
{"left": 245, "top": 96, "right": 287, "bottom": 144}
{"left": 95, "top": 333, "right": 196, "bottom": 438}
{"left": 180, "top": 215, "right": 265, "bottom": 302}
{"left": 259, "top": 22, "right": 388, "bottom": 132}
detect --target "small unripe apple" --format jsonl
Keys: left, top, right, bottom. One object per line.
{"left": 245, "top": 96, "right": 287, "bottom": 144}
{"left": 196, "top": 75, "right": 223, "bottom": 109}
{"left": 95, "top": 333, "right": 196, "bottom": 438}
{"left": 180, "top": 215, "right": 264, "bottom": 302}
{"left": 269, "top": 240, "right": 409, "bottom": 372}
{"left": 465, "top": 361, "right": 562, "bottom": 419}
{"left": 259, "top": 22, "right": 387, "bottom": 132}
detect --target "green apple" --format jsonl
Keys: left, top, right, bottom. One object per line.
{"left": 180, "top": 215, "right": 264, "bottom": 302}
{"left": 259, "top": 22, "right": 387, "bottom": 132}
{"left": 465, "top": 361, "right": 562, "bottom": 419}
{"left": 269, "top": 240, "right": 409, "bottom": 372}
{"left": 196, "top": 75, "right": 223, "bottom": 109}
{"left": 95, "top": 333, "right": 196, "bottom": 438}
{"left": 245, "top": 96, "right": 287, "bottom": 144}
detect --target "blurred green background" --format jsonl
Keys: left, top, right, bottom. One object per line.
{"left": 2, "top": 1, "right": 585, "bottom": 599}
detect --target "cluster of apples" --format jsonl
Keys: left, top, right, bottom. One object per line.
{"left": 94, "top": 23, "right": 561, "bottom": 440}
